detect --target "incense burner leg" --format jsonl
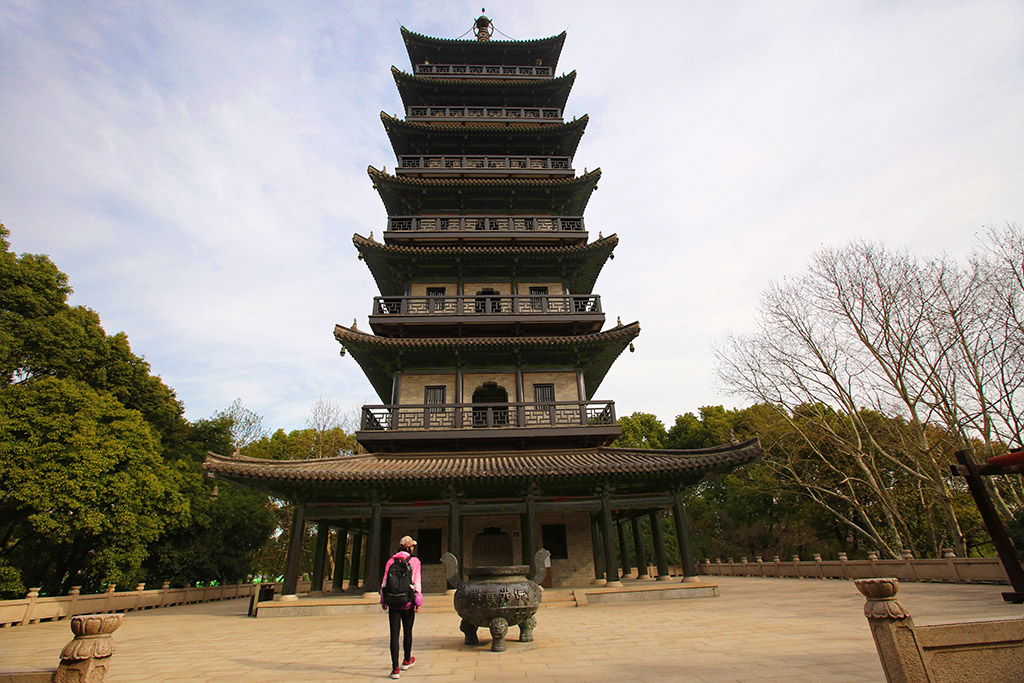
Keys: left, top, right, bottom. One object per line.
{"left": 489, "top": 617, "right": 508, "bottom": 652}
{"left": 518, "top": 615, "right": 536, "bottom": 642}
{"left": 460, "top": 618, "right": 479, "bottom": 645}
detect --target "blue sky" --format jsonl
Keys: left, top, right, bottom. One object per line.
{"left": 2, "top": 0, "right": 1023, "bottom": 431}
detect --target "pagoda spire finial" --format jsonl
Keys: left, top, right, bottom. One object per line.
{"left": 474, "top": 9, "right": 492, "bottom": 42}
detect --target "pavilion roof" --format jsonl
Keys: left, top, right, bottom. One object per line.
{"left": 381, "top": 112, "right": 588, "bottom": 157}
{"left": 401, "top": 27, "right": 566, "bottom": 70}
{"left": 368, "top": 166, "right": 600, "bottom": 216}
{"left": 203, "top": 439, "right": 760, "bottom": 501}
{"left": 393, "top": 68, "right": 576, "bottom": 108}
{"left": 352, "top": 233, "right": 617, "bottom": 296}
{"left": 334, "top": 321, "right": 640, "bottom": 402}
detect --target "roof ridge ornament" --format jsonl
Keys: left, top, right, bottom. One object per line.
{"left": 474, "top": 10, "right": 492, "bottom": 42}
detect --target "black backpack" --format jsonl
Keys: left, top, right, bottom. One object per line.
{"left": 383, "top": 557, "right": 414, "bottom": 606}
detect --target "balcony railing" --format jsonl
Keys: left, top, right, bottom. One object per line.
{"left": 395, "top": 155, "right": 572, "bottom": 176}
{"left": 361, "top": 401, "right": 616, "bottom": 431}
{"left": 372, "top": 294, "right": 601, "bottom": 316}
{"left": 387, "top": 216, "right": 584, "bottom": 233}
{"left": 413, "top": 64, "right": 553, "bottom": 79}
{"left": 406, "top": 106, "right": 562, "bottom": 122}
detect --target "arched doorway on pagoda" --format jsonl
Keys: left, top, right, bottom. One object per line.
{"left": 471, "top": 382, "right": 508, "bottom": 427}
{"left": 472, "top": 526, "right": 513, "bottom": 566}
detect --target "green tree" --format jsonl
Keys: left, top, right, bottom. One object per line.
{"left": 612, "top": 412, "right": 668, "bottom": 449}
{"left": 0, "top": 377, "right": 187, "bottom": 594}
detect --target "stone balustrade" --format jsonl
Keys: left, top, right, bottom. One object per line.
{"left": 699, "top": 551, "right": 1010, "bottom": 585}
{"left": 0, "top": 580, "right": 308, "bottom": 628}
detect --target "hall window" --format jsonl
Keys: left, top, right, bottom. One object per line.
{"left": 541, "top": 524, "right": 568, "bottom": 560}
{"left": 417, "top": 528, "right": 443, "bottom": 564}
{"left": 533, "top": 383, "right": 555, "bottom": 405}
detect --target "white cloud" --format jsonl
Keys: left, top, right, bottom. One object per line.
{"left": 2, "top": 0, "right": 1022, "bottom": 430}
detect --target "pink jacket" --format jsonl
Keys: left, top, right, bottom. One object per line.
{"left": 380, "top": 550, "right": 423, "bottom": 610}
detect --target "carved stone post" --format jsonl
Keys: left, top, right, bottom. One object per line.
{"left": 55, "top": 613, "right": 123, "bottom": 683}
{"left": 854, "top": 578, "right": 928, "bottom": 682}
{"left": 520, "top": 484, "right": 538, "bottom": 574}
{"left": 649, "top": 509, "right": 671, "bottom": 580}
{"left": 282, "top": 505, "right": 305, "bottom": 596}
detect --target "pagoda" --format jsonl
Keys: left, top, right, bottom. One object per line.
{"left": 205, "top": 16, "right": 761, "bottom": 597}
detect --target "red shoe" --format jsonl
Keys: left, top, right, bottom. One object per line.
{"left": 390, "top": 666, "right": 400, "bottom": 679}
{"left": 401, "top": 656, "right": 416, "bottom": 670}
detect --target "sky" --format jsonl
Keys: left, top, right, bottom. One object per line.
{"left": 2, "top": 0, "right": 1023, "bottom": 432}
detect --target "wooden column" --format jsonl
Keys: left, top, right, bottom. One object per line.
{"left": 672, "top": 489, "right": 697, "bottom": 579}
{"left": 616, "top": 518, "right": 632, "bottom": 579}
{"left": 282, "top": 505, "right": 305, "bottom": 596}
{"left": 649, "top": 510, "right": 671, "bottom": 580}
{"left": 448, "top": 496, "right": 461, "bottom": 590}
{"left": 332, "top": 524, "right": 349, "bottom": 591}
{"left": 631, "top": 516, "right": 649, "bottom": 579}
{"left": 348, "top": 530, "right": 363, "bottom": 591}
{"left": 599, "top": 491, "right": 621, "bottom": 586}
{"left": 379, "top": 517, "right": 393, "bottom": 576}
{"left": 521, "top": 486, "right": 537, "bottom": 572}
{"left": 590, "top": 513, "right": 605, "bottom": 582}
{"left": 363, "top": 502, "right": 383, "bottom": 594}
{"left": 310, "top": 520, "right": 329, "bottom": 592}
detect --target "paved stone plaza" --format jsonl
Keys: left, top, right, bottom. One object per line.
{"left": 1, "top": 577, "right": 1020, "bottom": 682}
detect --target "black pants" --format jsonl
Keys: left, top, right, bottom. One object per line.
{"left": 388, "top": 607, "right": 415, "bottom": 668}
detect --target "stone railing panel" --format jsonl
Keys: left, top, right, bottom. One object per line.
{"left": 701, "top": 555, "right": 1010, "bottom": 586}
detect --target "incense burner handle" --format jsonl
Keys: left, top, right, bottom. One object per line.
{"left": 440, "top": 552, "right": 462, "bottom": 588}
{"left": 530, "top": 549, "right": 551, "bottom": 584}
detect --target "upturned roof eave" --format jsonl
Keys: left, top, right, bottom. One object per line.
{"left": 400, "top": 27, "right": 567, "bottom": 71}
{"left": 352, "top": 232, "right": 618, "bottom": 296}
{"left": 333, "top": 322, "right": 640, "bottom": 402}
{"left": 380, "top": 112, "right": 588, "bottom": 157}
{"left": 392, "top": 67, "right": 577, "bottom": 109}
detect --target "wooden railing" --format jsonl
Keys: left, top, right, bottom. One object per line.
{"left": 361, "top": 400, "right": 616, "bottom": 432}
{"left": 386, "top": 215, "right": 584, "bottom": 233}
{"left": 406, "top": 106, "right": 562, "bottom": 122}
{"left": 413, "top": 63, "right": 553, "bottom": 78}
{"left": 699, "top": 551, "right": 1011, "bottom": 585}
{"left": 372, "top": 294, "right": 600, "bottom": 316}
{"left": 395, "top": 155, "right": 572, "bottom": 175}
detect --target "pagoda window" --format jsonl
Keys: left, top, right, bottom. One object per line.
{"left": 528, "top": 286, "right": 548, "bottom": 312}
{"left": 426, "top": 286, "right": 446, "bottom": 312}
{"left": 474, "top": 288, "right": 502, "bottom": 313}
{"left": 541, "top": 524, "right": 569, "bottom": 560}
{"left": 425, "top": 385, "right": 446, "bottom": 413}
{"left": 473, "top": 526, "right": 513, "bottom": 566}
{"left": 471, "top": 382, "right": 508, "bottom": 427}
{"left": 533, "top": 383, "right": 555, "bottom": 405}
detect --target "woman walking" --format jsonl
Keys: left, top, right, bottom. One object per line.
{"left": 381, "top": 535, "right": 422, "bottom": 679}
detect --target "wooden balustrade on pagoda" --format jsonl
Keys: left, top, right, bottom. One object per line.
{"left": 406, "top": 106, "right": 562, "bottom": 122}
{"left": 361, "top": 400, "right": 615, "bottom": 431}
{"left": 387, "top": 215, "right": 584, "bottom": 233}
{"left": 413, "top": 63, "right": 554, "bottom": 78}
{"left": 395, "top": 155, "right": 573, "bottom": 177}
{"left": 372, "top": 294, "right": 600, "bottom": 316}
